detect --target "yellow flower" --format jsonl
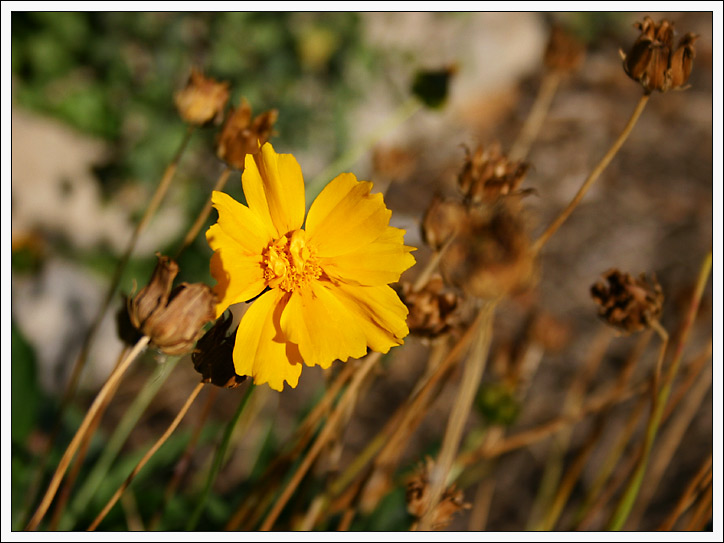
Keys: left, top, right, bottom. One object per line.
{"left": 206, "top": 142, "right": 416, "bottom": 391}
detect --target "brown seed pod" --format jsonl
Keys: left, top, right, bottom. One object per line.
{"left": 590, "top": 268, "right": 664, "bottom": 334}
{"left": 621, "top": 16, "right": 699, "bottom": 94}
{"left": 216, "top": 98, "right": 278, "bottom": 170}
{"left": 174, "top": 67, "right": 230, "bottom": 126}
{"left": 544, "top": 24, "right": 586, "bottom": 74}
{"left": 457, "top": 143, "right": 530, "bottom": 205}
{"left": 192, "top": 312, "right": 246, "bottom": 388}
{"left": 397, "top": 276, "right": 462, "bottom": 338}
{"left": 128, "top": 254, "right": 216, "bottom": 356}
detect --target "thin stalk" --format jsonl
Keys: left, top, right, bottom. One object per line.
{"left": 532, "top": 93, "right": 650, "bottom": 254}
{"left": 607, "top": 251, "right": 712, "bottom": 530}
{"left": 21, "top": 127, "right": 194, "bottom": 528}
{"left": 509, "top": 71, "right": 561, "bottom": 161}
{"left": 88, "top": 381, "right": 205, "bottom": 531}
{"left": 61, "top": 354, "right": 181, "bottom": 530}
{"left": 260, "top": 352, "right": 382, "bottom": 531}
{"left": 656, "top": 450, "right": 712, "bottom": 531}
{"left": 148, "top": 385, "right": 219, "bottom": 531}
{"left": 26, "top": 336, "right": 150, "bottom": 531}
{"left": 682, "top": 479, "right": 713, "bottom": 531}
{"left": 186, "top": 383, "right": 256, "bottom": 530}
{"left": 417, "top": 300, "right": 496, "bottom": 531}
{"left": 175, "top": 166, "right": 232, "bottom": 258}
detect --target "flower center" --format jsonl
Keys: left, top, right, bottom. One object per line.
{"left": 262, "top": 229, "right": 321, "bottom": 292}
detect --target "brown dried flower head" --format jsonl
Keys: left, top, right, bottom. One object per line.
{"left": 457, "top": 143, "right": 530, "bottom": 205}
{"left": 397, "top": 276, "right": 461, "bottom": 338}
{"left": 421, "top": 194, "right": 467, "bottom": 251}
{"left": 621, "top": 16, "right": 699, "bottom": 94}
{"left": 544, "top": 24, "right": 586, "bottom": 74}
{"left": 129, "top": 254, "right": 216, "bottom": 355}
{"left": 174, "top": 68, "right": 230, "bottom": 126}
{"left": 192, "top": 313, "right": 246, "bottom": 388}
{"left": 440, "top": 200, "right": 537, "bottom": 300}
{"left": 590, "top": 268, "right": 664, "bottom": 334}
{"left": 216, "top": 98, "right": 279, "bottom": 170}
{"left": 406, "top": 456, "right": 471, "bottom": 530}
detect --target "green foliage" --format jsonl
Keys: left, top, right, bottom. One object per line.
{"left": 475, "top": 381, "right": 521, "bottom": 427}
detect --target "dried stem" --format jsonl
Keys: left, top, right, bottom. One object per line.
{"left": 26, "top": 336, "right": 150, "bottom": 531}
{"left": 607, "top": 251, "right": 712, "bottom": 530}
{"left": 88, "top": 381, "right": 205, "bottom": 531}
{"left": 509, "top": 71, "right": 561, "bottom": 161}
{"left": 175, "top": 165, "right": 232, "bottom": 258}
{"left": 532, "top": 93, "right": 650, "bottom": 254}
{"left": 260, "top": 352, "right": 382, "bottom": 531}
{"left": 417, "top": 300, "right": 496, "bottom": 531}
{"left": 681, "top": 479, "right": 713, "bottom": 531}
{"left": 47, "top": 346, "right": 129, "bottom": 530}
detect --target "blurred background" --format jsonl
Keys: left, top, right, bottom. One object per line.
{"left": 10, "top": 12, "right": 713, "bottom": 531}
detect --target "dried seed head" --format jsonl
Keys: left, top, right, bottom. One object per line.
{"left": 216, "top": 98, "right": 279, "bottom": 170}
{"left": 590, "top": 268, "right": 664, "bottom": 334}
{"left": 421, "top": 194, "right": 467, "bottom": 251}
{"left": 129, "top": 254, "right": 217, "bottom": 355}
{"left": 372, "top": 145, "right": 416, "bottom": 183}
{"left": 397, "top": 276, "right": 462, "bottom": 338}
{"left": 457, "top": 143, "right": 530, "bottom": 205}
{"left": 440, "top": 200, "right": 537, "bottom": 300}
{"left": 406, "top": 456, "right": 471, "bottom": 530}
{"left": 544, "top": 24, "right": 586, "bottom": 74}
{"left": 621, "top": 16, "right": 699, "bottom": 94}
{"left": 174, "top": 68, "right": 230, "bottom": 126}
{"left": 192, "top": 313, "right": 246, "bottom": 388}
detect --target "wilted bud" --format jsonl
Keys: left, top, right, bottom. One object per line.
{"left": 621, "top": 16, "right": 699, "bottom": 94}
{"left": 216, "top": 98, "right": 278, "bottom": 169}
{"left": 397, "top": 276, "right": 462, "bottom": 338}
{"left": 174, "top": 68, "right": 230, "bottom": 126}
{"left": 457, "top": 143, "right": 530, "bottom": 205}
{"left": 192, "top": 313, "right": 246, "bottom": 388}
{"left": 421, "top": 195, "right": 467, "bottom": 251}
{"left": 544, "top": 24, "right": 585, "bottom": 74}
{"left": 129, "top": 254, "right": 216, "bottom": 356}
{"left": 590, "top": 268, "right": 664, "bottom": 334}
{"left": 406, "top": 456, "right": 471, "bottom": 530}
{"left": 440, "top": 200, "right": 537, "bottom": 300}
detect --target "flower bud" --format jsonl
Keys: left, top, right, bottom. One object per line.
{"left": 174, "top": 68, "right": 230, "bottom": 126}
{"left": 621, "top": 16, "right": 698, "bottom": 94}
{"left": 421, "top": 195, "right": 466, "bottom": 251}
{"left": 192, "top": 313, "right": 246, "bottom": 388}
{"left": 590, "top": 268, "right": 664, "bottom": 334}
{"left": 129, "top": 254, "right": 216, "bottom": 356}
{"left": 216, "top": 98, "right": 278, "bottom": 170}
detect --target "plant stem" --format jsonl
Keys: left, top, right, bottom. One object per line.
{"left": 25, "top": 336, "right": 150, "bottom": 531}
{"left": 88, "top": 381, "right": 205, "bottom": 531}
{"left": 607, "top": 251, "right": 711, "bottom": 530}
{"left": 509, "top": 71, "right": 561, "bottom": 161}
{"left": 532, "top": 93, "right": 650, "bottom": 254}
{"left": 186, "top": 383, "right": 256, "bottom": 530}
{"left": 417, "top": 300, "right": 496, "bottom": 531}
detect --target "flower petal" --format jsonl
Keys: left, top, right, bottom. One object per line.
{"left": 208, "top": 247, "right": 265, "bottom": 318}
{"left": 305, "top": 173, "right": 391, "bottom": 258}
{"left": 209, "top": 190, "right": 271, "bottom": 254}
{"left": 242, "top": 142, "right": 306, "bottom": 239}
{"left": 280, "top": 281, "right": 367, "bottom": 369}
{"left": 328, "top": 282, "right": 410, "bottom": 354}
{"left": 320, "top": 226, "right": 416, "bottom": 286}
{"left": 233, "top": 289, "right": 303, "bottom": 391}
